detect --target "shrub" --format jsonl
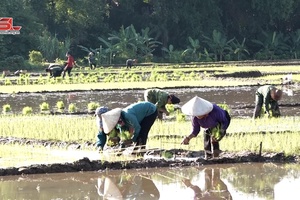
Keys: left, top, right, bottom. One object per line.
{"left": 29, "top": 50, "right": 43, "bottom": 63}
{"left": 4, "top": 55, "right": 25, "bottom": 71}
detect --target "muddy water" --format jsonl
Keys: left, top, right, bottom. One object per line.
{"left": 0, "top": 85, "right": 299, "bottom": 117}
{"left": 0, "top": 163, "right": 299, "bottom": 200}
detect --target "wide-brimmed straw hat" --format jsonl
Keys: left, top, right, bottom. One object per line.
{"left": 102, "top": 108, "right": 122, "bottom": 133}
{"left": 271, "top": 89, "right": 283, "bottom": 101}
{"left": 181, "top": 96, "right": 213, "bottom": 116}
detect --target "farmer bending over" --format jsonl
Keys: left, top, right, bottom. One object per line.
{"left": 101, "top": 102, "right": 157, "bottom": 150}
{"left": 95, "top": 106, "right": 110, "bottom": 151}
{"left": 181, "top": 96, "right": 231, "bottom": 159}
{"left": 253, "top": 85, "right": 283, "bottom": 119}
{"left": 45, "top": 63, "right": 63, "bottom": 78}
{"left": 126, "top": 59, "right": 137, "bottom": 69}
{"left": 144, "top": 88, "right": 180, "bottom": 120}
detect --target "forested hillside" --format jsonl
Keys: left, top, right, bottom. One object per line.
{"left": 1, "top": 0, "right": 300, "bottom": 70}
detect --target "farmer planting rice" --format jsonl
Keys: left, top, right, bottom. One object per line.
{"left": 181, "top": 96, "right": 231, "bottom": 159}
{"left": 101, "top": 102, "right": 158, "bottom": 151}
{"left": 95, "top": 106, "right": 110, "bottom": 150}
{"left": 144, "top": 88, "right": 180, "bottom": 120}
{"left": 45, "top": 63, "right": 64, "bottom": 78}
{"left": 253, "top": 85, "right": 283, "bottom": 119}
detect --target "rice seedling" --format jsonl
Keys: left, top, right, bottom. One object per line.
{"left": 40, "top": 102, "right": 50, "bottom": 112}
{"left": 2, "top": 104, "right": 11, "bottom": 114}
{"left": 68, "top": 103, "right": 77, "bottom": 113}
{"left": 22, "top": 106, "right": 33, "bottom": 115}
{"left": 56, "top": 100, "right": 65, "bottom": 113}
{"left": 88, "top": 102, "right": 100, "bottom": 112}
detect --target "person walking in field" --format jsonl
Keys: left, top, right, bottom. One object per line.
{"left": 253, "top": 85, "right": 283, "bottom": 119}
{"left": 101, "top": 102, "right": 158, "bottom": 149}
{"left": 144, "top": 88, "right": 180, "bottom": 120}
{"left": 62, "top": 51, "right": 76, "bottom": 78}
{"left": 181, "top": 96, "right": 231, "bottom": 159}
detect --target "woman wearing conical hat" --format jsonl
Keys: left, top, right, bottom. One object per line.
{"left": 101, "top": 101, "right": 158, "bottom": 149}
{"left": 181, "top": 96, "right": 231, "bottom": 159}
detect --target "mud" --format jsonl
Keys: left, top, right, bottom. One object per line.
{"left": 0, "top": 147, "right": 298, "bottom": 176}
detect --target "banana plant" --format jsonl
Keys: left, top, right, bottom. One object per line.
{"left": 182, "top": 37, "right": 201, "bottom": 62}
{"left": 231, "top": 38, "right": 250, "bottom": 61}
{"left": 252, "top": 31, "right": 287, "bottom": 60}
{"left": 202, "top": 29, "right": 235, "bottom": 61}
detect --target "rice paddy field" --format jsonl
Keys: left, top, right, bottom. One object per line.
{"left": 1, "top": 61, "right": 300, "bottom": 168}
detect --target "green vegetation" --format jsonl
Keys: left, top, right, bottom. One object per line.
{"left": 0, "top": 63, "right": 299, "bottom": 94}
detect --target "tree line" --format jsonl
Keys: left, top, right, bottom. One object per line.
{"left": 1, "top": 0, "right": 300, "bottom": 70}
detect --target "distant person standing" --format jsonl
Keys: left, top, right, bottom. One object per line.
{"left": 253, "top": 85, "right": 283, "bottom": 118}
{"left": 126, "top": 59, "right": 137, "bottom": 69}
{"left": 62, "top": 51, "right": 76, "bottom": 78}
{"left": 88, "top": 52, "right": 96, "bottom": 70}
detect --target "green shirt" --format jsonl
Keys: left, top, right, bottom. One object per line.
{"left": 144, "top": 89, "right": 169, "bottom": 110}
{"left": 256, "top": 85, "right": 276, "bottom": 112}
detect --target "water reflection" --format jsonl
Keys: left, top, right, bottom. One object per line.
{"left": 181, "top": 168, "right": 232, "bottom": 199}
{"left": 1, "top": 163, "right": 300, "bottom": 200}
{"left": 96, "top": 175, "right": 160, "bottom": 199}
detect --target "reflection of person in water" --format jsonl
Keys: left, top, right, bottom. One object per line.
{"left": 96, "top": 174, "right": 160, "bottom": 200}
{"left": 182, "top": 168, "right": 232, "bottom": 200}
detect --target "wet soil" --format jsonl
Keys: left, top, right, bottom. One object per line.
{"left": 0, "top": 136, "right": 299, "bottom": 176}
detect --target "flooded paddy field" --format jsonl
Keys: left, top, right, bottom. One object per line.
{"left": 1, "top": 163, "right": 299, "bottom": 200}
{"left": 0, "top": 85, "right": 299, "bottom": 117}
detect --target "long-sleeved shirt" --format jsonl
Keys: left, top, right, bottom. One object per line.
{"left": 121, "top": 102, "right": 157, "bottom": 142}
{"left": 256, "top": 85, "right": 276, "bottom": 112}
{"left": 144, "top": 89, "right": 169, "bottom": 110}
{"left": 66, "top": 55, "right": 75, "bottom": 68}
{"left": 190, "top": 104, "right": 230, "bottom": 136}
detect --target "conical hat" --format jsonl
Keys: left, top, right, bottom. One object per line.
{"left": 102, "top": 108, "right": 122, "bottom": 133}
{"left": 181, "top": 96, "right": 213, "bottom": 116}
{"left": 103, "top": 177, "right": 123, "bottom": 200}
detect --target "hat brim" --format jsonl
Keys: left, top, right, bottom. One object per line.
{"left": 181, "top": 96, "right": 213, "bottom": 116}
{"left": 102, "top": 108, "right": 122, "bottom": 133}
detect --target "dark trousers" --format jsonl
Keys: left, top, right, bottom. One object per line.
{"left": 204, "top": 110, "right": 231, "bottom": 153}
{"left": 136, "top": 109, "right": 158, "bottom": 146}
{"left": 253, "top": 93, "right": 281, "bottom": 118}
{"left": 62, "top": 67, "right": 72, "bottom": 78}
